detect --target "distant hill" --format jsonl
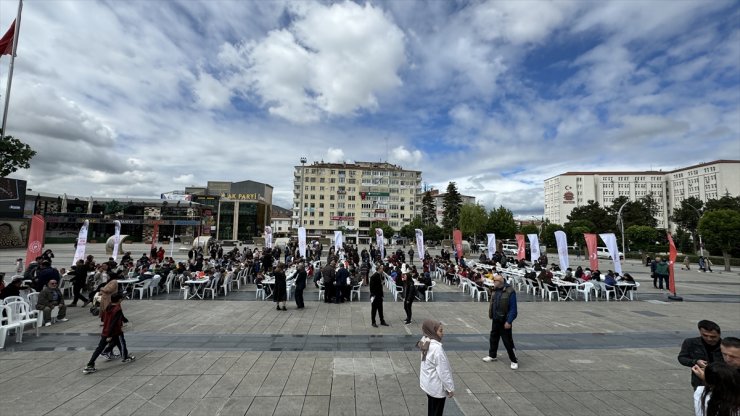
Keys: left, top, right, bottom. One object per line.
{"left": 272, "top": 205, "right": 292, "bottom": 218}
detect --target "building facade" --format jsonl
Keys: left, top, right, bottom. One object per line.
{"left": 292, "top": 161, "right": 422, "bottom": 236}
{"left": 426, "top": 189, "right": 476, "bottom": 227}
{"left": 544, "top": 160, "right": 740, "bottom": 229}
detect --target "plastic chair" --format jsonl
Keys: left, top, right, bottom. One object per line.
{"left": 575, "top": 282, "right": 594, "bottom": 302}
{"left": 0, "top": 304, "right": 21, "bottom": 349}
{"left": 229, "top": 272, "right": 240, "bottom": 291}
{"left": 542, "top": 281, "right": 559, "bottom": 301}
{"left": 149, "top": 275, "right": 162, "bottom": 297}
{"left": 350, "top": 282, "right": 362, "bottom": 301}
{"left": 7, "top": 301, "right": 40, "bottom": 340}
{"left": 474, "top": 285, "right": 489, "bottom": 302}
{"left": 2, "top": 296, "right": 25, "bottom": 305}
{"left": 59, "top": 277, "right": 74, "bottom": 299}
{"left": 256, "top": 283, "right": 265, "bottom": 300}
{"left": 603, "top": 282, "right": 617, "bottom": 301}
{"left": 163, "top": 272, "right": 175, "bottom": 294}
{"left": 425, "top": 281, "right": 435, "bottom": 302}
{"left": 316, "top": 282, "right": 324, "bottom": 301}
{"left": 203, "top": 278, "right": 219, "bottom": 300}
{"left": 393, "top": 285, "right": 403, "bottom": 302}
{"left": 132, "top": 280, "right": 152, "bottom": 300}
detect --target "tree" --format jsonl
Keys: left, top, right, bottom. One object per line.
{"left": 697, "top": 209, "right": 740, "bottom": 271}
{"left": 459, "top": 203, "right": 487, "bottom": 241}
{"left": 399, "top": 216, "right": 424, "bottom": 239}
{"left": 369, "top": 221, "right": 394, "bottom": 240}
{"left": 519, "top": 224, "right": 539, "bottom": 236}
{"left": 421, "top": 191, "right": 436, "bottom": 226}
{"left": 625, "top": 225, "right": 658, "bottom": 250}
{"left": 441, "top": 182, "right": 462, "bottom": 233}
{"left": 705, "top": 194, "right": 740, "bottom": 212}
{"left": 569, "top": 226, "right": 590, "bottom": 248}
{"left": 541, "top": 223, "right": 564, "bottom": 248}
{"left": 424, "top": 224, "right": 445, "bottom": 242}
{"left": 566, "top": 200, "right": 614, "bottom": 233}
{"left": 671, "top": 197, "right": 704, "bottom": 252}
{"left": 104, "top": 200, "right": 124, "bottom": 216}
{"left": 607, "top": 196, "right": 657, "bottom": 229}
{"left": 0, "top": 135, "right": 37, "bottom": 177}
{"left": 486, "top": 206, "right": 517, "bottom": 240}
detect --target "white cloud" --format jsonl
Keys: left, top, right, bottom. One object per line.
{"left": 173, "top": 174, "right": 195, "bottom": 185}
{"left": 193, "top": 71, "right": 232, "bottom": 109}
{"left": 390, "top": 146, "right": 422, "bottom": 165}
{"left": 326, "top": 148, "right": 345, "bottom": 163}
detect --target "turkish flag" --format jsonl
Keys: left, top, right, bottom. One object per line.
{"left": 0, "top": 20, "right": 15, "bottom": 56}
{"left": 151, "top": 223, "right": 159, "bottom": 248}
{"left": 25, "top": 215, "right": 45, "bottom": 267}
{"left": 515, "top": 234, "right": 526, "bottom": 260}
{"left": 667, "top": 232, "right": 677, "bottom": 294}
{"left": 584, "top": 233, "right": 599, "bottom": 271}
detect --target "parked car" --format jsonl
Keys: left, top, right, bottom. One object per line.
{"left": 596, "top": 247, "right": 624, "bottom": 260}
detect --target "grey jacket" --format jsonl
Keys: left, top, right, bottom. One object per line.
{"left": 36, "top": 287, "right": 64, "bottom": 309}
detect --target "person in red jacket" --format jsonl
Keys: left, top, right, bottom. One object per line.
{"left": 83, "top": 292, "right": 135, "bottom": 374}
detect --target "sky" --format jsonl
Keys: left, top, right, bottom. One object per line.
{"left": 1, "top": 0, "right": 738, "bottom": 217}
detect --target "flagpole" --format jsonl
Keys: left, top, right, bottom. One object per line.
{"left": 1, "top": 0, "right": 22, "bottom": 138}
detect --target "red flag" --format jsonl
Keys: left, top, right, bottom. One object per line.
{"left": 0, "top": 20, "right": 15, "bottom": 56}
{"left": 25, "top": 215, "right": 45, "bottom": 267}
{"left": 584, "top": 233, "right": 599, "bottom": 271}
{"left": 151, "top": 223, "right": 159, "bottom": 248}
{"left": 667, "top": 232, "right": 677, "bottom": 294}
{"left": 453, "top": 229, "right": 463, "bottom": 259}
{"left": 515, "top": 234, "right": 526, "bottom": 260}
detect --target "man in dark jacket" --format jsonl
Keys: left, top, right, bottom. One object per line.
{"left": 483, "top": 275, "right": 518, "bottom": 369}
{"left": 37, "top": 279, "right": 68, "bottom": 325}
{"left": 322, "top": 261, "right": 336, "bottom": 303}
{"left": 34, "top": 261, "right": 60, "bottom": 292}
{"left": 69, "top": 259, "right": 90, "bottom": 307}
{"left": 335, "top": 264, "right": 350, "bottom": 304}
{"left": 293, "top": 263, "right": 307, "bottom": 309}
{"left": 369, "top": 265, "right": 388, "bottom": 327}
{"left": 0, "top": 277, "right": 29, "bottom": 299}
{"left": 678, "top": 320, "right": 723, "bottom": 390}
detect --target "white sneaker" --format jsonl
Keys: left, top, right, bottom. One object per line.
{"left": 482, "top": 356, "right": 497, "bottom": 362}
{"left": 510, "top": 362, "right": 519, "bottom": 370}
{"left": 58, "top": 318, "right": 69, "bottom": 322}
{"left": 44, "top": 322, "right": 51, "bottom": 327}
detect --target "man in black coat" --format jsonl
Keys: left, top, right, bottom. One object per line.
{"left": 678, "top": 320, "right": 724, "bottom": 390}
{"left": 335, "top": 264, "right": 350, "bottom": 304}
{"left": 69, "top": 259, "right": 90, "bottom": 307}
{"left": 34, "top": 261, "right": 60, "bottom": 292}
{"left": 369, "top": 264, "right": 388, "bottom": 327}
{"left": 322, "top": 261, "right": 336, "bottom": 303}
{"left": 293, "top": 263, "right": 307, "bottom": 309}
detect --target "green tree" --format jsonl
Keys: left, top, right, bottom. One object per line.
{"left": 0, "top": 135, "right": 37, "bottom": 177}
{"left": 705, "top": 194, "right": 740, "bottom": 212}
{"left": 541, "top": 223, "right": 564, "bottom": 248}
{"left": 424, "top": 224, "right": 445, "bottom": 242}
{"left": 486, "top": 205, "right": 517, "bottom": 240}
{"left": 608, "top": 196, "right": 657, "bottom": 229}
{"left": 625, "top": 225, "right": 658, "bottom": 250}
{"left": 441, "top": 182, "right": 462, "bottom": 233}
{"left": 421, "top": 191, "right": 436, "bottom": 226}
{"left": 519, "top": 224, "right": 539, "bottom": 236}
{"left": 566, "top": 200, "right": 614, "bottom": 232}
{"left": 399, "top": 216, "right": 424, "bottom": 239}
{"left": 459, "top": 203, "right": 487, "bottom": 242}
{"left": 697, "top": 209, "right": 740, "bottom": 271}
{"left": 104, "top": 200, "right": 124, "bottom": 215}
{"left": 670, "top": 196, "right": 704, "bottom": 252}
{"left": 370, "top": 221, "right": 395, "bottom": 240}
{"left": 569, "top": 226, "right": 590, "bottom": 248}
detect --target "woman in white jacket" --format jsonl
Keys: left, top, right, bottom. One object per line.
{"left": 417, "top": 319, "right": 455, "bottom": 416}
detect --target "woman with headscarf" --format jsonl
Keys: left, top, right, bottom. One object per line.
{"left": 417, "top": 319, "right": 455, "bottom": 416}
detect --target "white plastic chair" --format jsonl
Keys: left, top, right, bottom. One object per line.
{"left": 542, "top": 282, "right": 559, "bottom": 301}
{"left": 603, "top": 282, "right": 617, "bottom": 301}
{"left": 474, "top": 285, "right": 489, "bottom": 302}
{"left": 2, "top": 296, "right": 25, "bottom": 305}
{"left": 149, "top": 275, "right": 162, "bottom": 297}
{"left": 229, "top": 272, "right": 240, "bottom": 291}
{"left": 163, "top": 272, "right": 175, "bottom": 294}
{"left": 203, "top": 278, "right": 219, "bottom": 300}
{"left": 575, "top": 282, "right": 594, "bottom": 302}
{"left": 7, "top": 301, "right": 40, "bottom": 340}
{"left": 255, "top": 282, "right": 265, "bottom": 300}
{"left": 0, "top": 304, "right": 21, "bottom": 349}
{"left": 393, "top": 285, "right": 403, "bottom": 302}
{"left": 59, "top": 277, "right": 74, "bottom": 299}
{"left": 316, "top": 282, "right": 324, "bottom": 301}
{"left": 350, "top": 282, "right": 362, "bottom": 301}
{"left": 425, "top": 281, "right": 435, "bottom": 302}
{"left": 133, "top": 280, "right": 152, "bottom": 300}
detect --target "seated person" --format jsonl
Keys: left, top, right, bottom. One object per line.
{"left": 562, "top": 268, "right": 577, "bottom": 283}
{"left": 590, "top": 269, "right": 601, "bottom": 282}
{"left": 603, "top": 271, "right": 617, "bottom": 287}
{"left": 574, "top": 266, "right": 584, "bottom": 280}
{"left": 0, "top": 277, "right": 30, "bottom": 299}
{"left": 36, "top": 279, "right": 68, "bottom": 325}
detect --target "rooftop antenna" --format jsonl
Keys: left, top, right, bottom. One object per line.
{"left": 385, "top": 135, "right": 389, "bottom": 163}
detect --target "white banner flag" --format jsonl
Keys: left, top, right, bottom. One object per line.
{"left": 334, "top": 230, "right": 343, "bottom": 248}
{"left": 599, "top": 233, "right": 622, "bottom": 275}
{"left": 376, "top": 228, "right": 384, "bottom": 259}
{"left": 298, "top": 227, "right": 307, "bottom": 259}
{"left": 264, "top": 226, "right": 273, "bottom": 248}
{"left": 487, "top": 233, "right": 496, "bottom": 260}
{"left": 527, "top": 234, "right": 540, "bottom": 263}
{"left": 112, "top": 221, "right": 121, "bottom": 261}
{"left": 72, "top": 220, "right": 90, "bottom": 265}
{"left": 169, "top": 226, "right": 176, "bottom": 258}
{"left": 554, "top": 230, "right": 569, "bottom": 270}
{"left": 415, "top": 229, "right": 424, "bottom": 260}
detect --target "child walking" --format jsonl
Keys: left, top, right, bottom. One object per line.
{"left": 83, "top": 292, "right": 135, "bottom": 374}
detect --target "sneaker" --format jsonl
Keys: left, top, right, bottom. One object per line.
{"left": 510, "top": 362, "right": 519, "bottom": 370}
{"left": 482, "top": 356, "right": 497, "bottom": 362}
{"left": 44, "top": 322, "right": 51, "bottom": 327}
{"left": 58, "top": 318, "right": 69, "bottom": 322}
{"left": 82, "top": 366, "right": 97, "bottom": 374}
{"left": 101, "top": 353, "right": 111, "bottom": 361}
{"left": 404, "top": 321, "right": 411, "bottom": 325}
{"left": 122, "top": 356, "right": 136, "bottom": 363}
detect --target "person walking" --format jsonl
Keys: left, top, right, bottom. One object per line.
{"left": 683, "top": 256, "right": 691, "bottom": 271}
{"left": 83, "top": 292, "right": 135, "bottom": 374}
{"left": 69, "top": 259, "right": 90, "bottom": 307}
{"left": 273, "top": 263, "right": 287, "bottom": 311}
{"left": 482, "top": 275, "right": 519, "bottom": 369}
{"left": 369, "top": 264, "right": 388, "bottom": 327}
{"left": 402, "top": 273, "right": 416, "bottom": 325}
{"left": 418, "top": 319, "right": 455, "bottom": 416}
{"left": 293, "top": 263, "right": 307, "bottom": 309}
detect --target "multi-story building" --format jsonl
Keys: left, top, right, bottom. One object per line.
{"left": 292, "top": 161, "right": 422, "bottom": 238}
{"left": 270, "top": 206, "right": 293, "bottom": 237}
{"left": 544, "top": 160, "right": 740, "bottom": 229}
{"left": 424, "top": 189, "right": 476, "bottom": 226}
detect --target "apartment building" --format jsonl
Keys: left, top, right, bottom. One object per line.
{"left": 544, "top": 160, "right": 740, "bottom": 229}
{"left": 425, "top": 189, "right": 476, "bottom": 226}
{"left": 292, "top": 161, "right": 422, "bottom": 236}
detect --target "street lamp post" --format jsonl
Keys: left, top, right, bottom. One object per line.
{"left": 299, "top": 157, "right": 307, "bottom": 229}
{"left": 686, "top": 204, "right": 704, "bottom": 257}
{"left": 617, "top": 201, "right": 629, "bottom": 261}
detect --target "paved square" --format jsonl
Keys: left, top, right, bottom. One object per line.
{"left": 2, "top": 244, "right": 738, "bottom": 415}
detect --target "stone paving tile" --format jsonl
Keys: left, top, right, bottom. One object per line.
{"left": 245, "top": 396, "right": 280, "bottom": 416}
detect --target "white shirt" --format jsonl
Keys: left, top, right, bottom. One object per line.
{"left": 419, "top": 338, "right": 455, "bottom": 398}
{"left": 694, "top": 386, "right": 707, "bottom": 416}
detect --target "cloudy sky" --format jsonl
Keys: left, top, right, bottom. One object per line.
{"left": 1, "top": 0, "right": 738, "bottom": 216}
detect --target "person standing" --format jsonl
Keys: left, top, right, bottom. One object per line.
{"left": 402, "top": 273, "right": 416, "bottom": 325}
{"left": 683, "top": 256, "right": 691, "bottom": 271}
{"left": 69, "top": 259, "right": 90, "bottom": 307}
{"left": 482, "top": 275, "right": 519, "bottom": 369}
{"left": 322, "top": 260, "right": 336, "bottom": 303}
{"left": 369, "top": 264, "right": 388, "bottom": 327}
{"left": 655, "top": 257, "right": 670, "bottom": 290}
{"left": 293, "top": 263, "right": 307, "bottom": 309}
{"left": 273, "top": 263, "right": 287, "bottom": 311}
{"left": 83, "top": 292, "right": 135, "bottom": 374}
{"left": 678, "top": 320, "right": 723, "bottom": 390}
{"left": 335, "top": 263, "right": 349, "bottom": 304}
{"left": 418, "top": 319, "right": 455, "bottom": 416}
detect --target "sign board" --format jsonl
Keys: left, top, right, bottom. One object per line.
{"left": 0, "top": 178, "right": 26, "bottom": 218}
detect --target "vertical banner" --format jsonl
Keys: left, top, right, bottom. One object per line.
{"left": 598, "top": 233, "right": 622, "bottom": 275}
{"left": 527, "top": 234, "right": 540, "bottom": 263}
{"left": 667, "top": 232, "right": 677, "bottom": 294}
{"left": 453, "top": 229, "right": 463, "bottom": 259}
{"left": 169, "top": 225, "right": 176, "bottom": 258}
{"left": 334, "top": 230, "right": 343, "bottom": 249}
{"left": 375, "top": 228, "right": 385, "bottom": 259}
{"left": 515, "top": 234, "right": 526, "bottom": 260}
{"left": 554, "top": 230, "right": 569, "bottom": 270}
{"left": 298, "top": 227, "right": 307, "bottom": 259}
{"left": 264, "top": 226, "right": 273, "bottom": 248}
{"left": 584, "top": 233, "right": 599, "bottom": 270}
{"left": 415, "top": 229, "right": 424, "bottom": 260}
{"left": 151, "top": 223, "right": 159, "bottom": 248}
{"left": 112, "top": 220, "right": 122, "bottom": 261}
{"left": 72, "top": 220, "right": 90, "bottom": 265}
{"left": 486, "top": 233, "right": 496, "bottom": 261}
{"left": 25, "top": 215, "right": 45, "bottom": 267}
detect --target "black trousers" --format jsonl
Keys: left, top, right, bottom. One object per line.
{"left": 72, "top": 283, "right": 89, "bottom": 304}
{"left": 87, "top": 336, "right": 112, "bottom": 366}
{"left": 404, "top": 299, "right": 413, "bottom": 322}
{"left": 295, "top": 285, "right": 305, "bottom": 308}
{"left": 427, "top": 394, "right": 446, "bottom": 416}
{"left": 489, "top": 320, "right": 517, "bottom": 363}
{"left": 371, "top": 296, "right": 385, "bottom": 324}
{"left": 324, "top": 282, "right": 335, "bottom": 302}
{"left": 102, "top": 334, "right": 129, "bottom": 359}
{"left": 657, "top": 274, "right": 669, "bottom": 289}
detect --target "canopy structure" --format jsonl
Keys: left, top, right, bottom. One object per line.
{"left": 105, "top": 234, "right": 133, "bottom": 256}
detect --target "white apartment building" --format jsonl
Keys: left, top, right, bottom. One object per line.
{"left": 544, "top": 160, "right": 740, "bottom": 229}
{"left": 425, "top": 189, "right": 476, "bottom": 226}
{"left": 292, "top": 161, "right": 422, "bottom": 237}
